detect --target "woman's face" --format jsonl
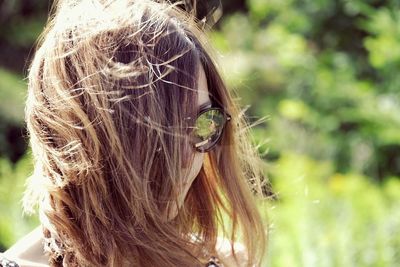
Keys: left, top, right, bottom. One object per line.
{"left": 166, "top": 64, "right": 211, "bottom": 221}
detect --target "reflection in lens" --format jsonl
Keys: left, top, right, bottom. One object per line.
{"left": 193, "top": 109, "right": 225, "bottom": 150}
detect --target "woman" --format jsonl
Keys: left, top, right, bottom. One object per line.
{"left": 1, "top": 0, "right": 267, "bottom": 266}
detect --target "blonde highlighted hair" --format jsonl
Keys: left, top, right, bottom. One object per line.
{"left": 23, "top": 0, "right": 267, "bottom": 266}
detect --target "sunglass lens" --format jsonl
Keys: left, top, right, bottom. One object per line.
{"left": 192, "top": 109, "right": 225, "bottom": 151}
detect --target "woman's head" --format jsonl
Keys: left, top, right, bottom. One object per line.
{"left": 24, "top": 0, "right": 267, "bottom": 266}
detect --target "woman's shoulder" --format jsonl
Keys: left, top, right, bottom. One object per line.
{"left": 3, "top": 229, "right": 249, "bottom": 267}
{"left": 2, "top": 226, "right": 49, "bottom": 267}
{"left": 214, "top": 237, "right": 249, "bottom": 267}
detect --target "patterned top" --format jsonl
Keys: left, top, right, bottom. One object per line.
{"left": 206, "top": 256, "right": 223, "bottom": 267}
{"left": 0, "top": 255, "right": 19, "bottom": 267}
{"left": 0, "top": 254, "right": 222, "bottom": 267}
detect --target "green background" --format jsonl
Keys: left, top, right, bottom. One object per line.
{"left": 0, "top": 1, "right": 399, "bottom": 266}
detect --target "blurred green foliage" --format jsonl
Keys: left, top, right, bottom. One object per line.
{"left": 260, "top": 152, "right": 400, "bottom": 266}
{"left": 210, "top": 0, "right": 400, "bottom": 265}
{"left": 212, "top": 0, "right": 400, "bottom": 179}
{"left": 0, "top": 153, "right": 38, "bottom": 252}
{"left": 0, "top": 0, "right": 399, "bottom": 266}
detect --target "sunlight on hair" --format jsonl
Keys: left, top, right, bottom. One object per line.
{"left": 23, "top": 0, "right": 267, "bottom": 266}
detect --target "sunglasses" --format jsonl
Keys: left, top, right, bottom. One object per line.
{"left": 189, "top": 105, "right": 231, "bottom": 153}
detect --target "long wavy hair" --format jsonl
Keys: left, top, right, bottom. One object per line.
{"left": 23, "top": 0, "right": 267, "bottom": 266}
